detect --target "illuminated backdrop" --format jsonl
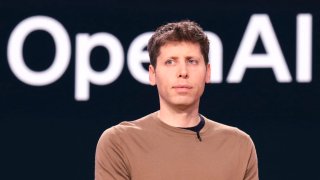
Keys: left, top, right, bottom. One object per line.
{"left": 1, "top": 0, "right": 319, "bottom": 179}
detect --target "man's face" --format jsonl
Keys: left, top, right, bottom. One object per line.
{"left": 149, "top": 41, "right": 211, "bottom": 109}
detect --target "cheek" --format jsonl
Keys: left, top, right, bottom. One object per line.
{"left": 156, "top": 69, "right": 172, "bottom": 81}
{"left": 155, "top": 74, "right": 167, "bottom": 87}
{"left": 192, "top": 73, "right": 208, "bottom": 90}
{"left": 157, "top": 76, "right": 170, "bottom": 89}
{"left": 192, "top": 70, "right": 207, "bottom": 81}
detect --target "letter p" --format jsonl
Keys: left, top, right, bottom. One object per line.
{"left": 75, "top": 33, "right": 124, "bottom": 101}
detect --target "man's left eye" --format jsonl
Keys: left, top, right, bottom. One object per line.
{"left": 188, "top": 59, "right": 198, "bottom": 64}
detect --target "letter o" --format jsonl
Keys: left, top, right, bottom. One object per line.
{"left": 7, "top": 16, "right": 71, "bottom": 86}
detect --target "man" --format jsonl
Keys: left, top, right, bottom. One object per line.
{"left": 95, "top": 20, "right": 259, "bottom": 180}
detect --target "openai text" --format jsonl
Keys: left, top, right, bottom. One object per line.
{"left": 7, "top": 14, "right": 312, "bottom": 101}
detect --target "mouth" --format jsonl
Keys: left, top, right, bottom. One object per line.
{"left": 172, "top": 85, "right": 192, "bottom": 88}
{"left": 172, "top": 85, "right": 192, "bottom": 93}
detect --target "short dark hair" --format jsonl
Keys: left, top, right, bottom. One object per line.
{"left": 147, "top": 20, "right": 210, "bottom": 67}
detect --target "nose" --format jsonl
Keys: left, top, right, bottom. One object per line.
{"left": 178, "top": 63, "right": 188, "bottom": 79}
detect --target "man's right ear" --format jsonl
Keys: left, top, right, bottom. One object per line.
{"left": 149, "top": 65, "right": 156, "bottom": 86}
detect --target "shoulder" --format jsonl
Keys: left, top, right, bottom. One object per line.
{"left": 203, "top": 116, "right": 257, "bottom": 162}
{"left": 98, "top": 112, "right": 156, "bottom": 144}
{"left": 203, "top": 116, "right": 254, "bottom": 146}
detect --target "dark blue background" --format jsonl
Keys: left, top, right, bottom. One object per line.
{"left": 1, "top": 0, "right": 320, "bottom": 179}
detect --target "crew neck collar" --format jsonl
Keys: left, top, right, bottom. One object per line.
{"left": 180, "top": 115, "right": 205, "bottom": 132}
{"left": 151, "top": 111, "right": 209, "bottom": 135}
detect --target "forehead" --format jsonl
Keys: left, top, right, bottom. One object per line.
{"left": 158, "top": 41, "right": 201, "bottom": 56}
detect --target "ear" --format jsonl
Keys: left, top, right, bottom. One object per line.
{"left": 205, "top": 63, "right": 211, "bottom": 83}
{"left": 149, "top": 65, "right": 156, "bottom": 86}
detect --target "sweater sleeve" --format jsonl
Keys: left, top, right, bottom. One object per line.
{"left": 95, "top": 128, "right": 130, "bottom": 180}
{"left": 243, "top": 137, "right": 259, "bottom": 180}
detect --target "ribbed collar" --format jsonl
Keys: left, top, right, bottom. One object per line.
{"left": 150, "top": 111, "right": 210, "bottom": 135}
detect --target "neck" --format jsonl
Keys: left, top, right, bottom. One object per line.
{"left": 157, "top": 101, "right": 200, "bottom": 128}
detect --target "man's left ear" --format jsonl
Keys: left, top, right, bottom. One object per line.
{"left": 205, "top": 63, "right": 211, "bottom": 83}
{"left": 149, "top": 65, "right": 156, "bottom": 86}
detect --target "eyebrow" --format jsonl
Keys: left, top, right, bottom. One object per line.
{"left": 165, "top": 56, "right": 198, "bottom": 60}
{"left": 185, "top": 56, "right": 197, "bottom": 59}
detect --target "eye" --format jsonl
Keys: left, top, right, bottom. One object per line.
{"left": 187, "top": 59, "right": 198, "bottom": 64}
{"left": 165, "top": 59, "right": 175, "bottom": 65}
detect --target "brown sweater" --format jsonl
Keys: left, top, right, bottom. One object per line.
{"left": 95, "top": 112, "right": 259, "bottom": 180}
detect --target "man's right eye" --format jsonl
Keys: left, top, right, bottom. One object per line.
{"left": 165, "top": 59, "right": 174, "bottom": 65}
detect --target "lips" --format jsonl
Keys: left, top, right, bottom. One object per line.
{"left": 172, "top": 85, "right": 192, "bottom": 89}
{"left": 172, "top": 85, "right": 192, "bottom": 93}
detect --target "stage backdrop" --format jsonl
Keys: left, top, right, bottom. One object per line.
{"left": 1, "top": 0, "right": 320, "bottom": 179}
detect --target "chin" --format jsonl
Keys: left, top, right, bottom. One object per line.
{"left": 171, "top": 99, "right": 195, "bottom": 108}
{"left": 160, "top": 95, "right": 199, "bottom": 109}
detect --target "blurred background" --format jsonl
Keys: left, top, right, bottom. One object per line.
{"left": 1, "top": 0, "right": 319, "bottom": 179}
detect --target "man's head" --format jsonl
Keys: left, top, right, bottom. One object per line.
{"left": 148, "top": 20, "right": 209, "bottom": 68}
{"left": 148, "top": 20, "right": 211, "bottom": 110}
